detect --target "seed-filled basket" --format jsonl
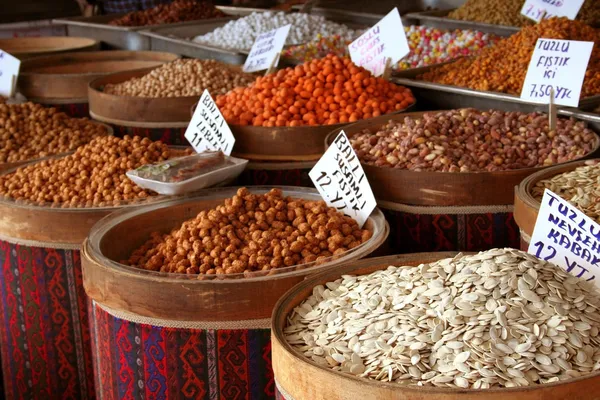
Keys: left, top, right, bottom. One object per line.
{"left": 272, "top": 252, "right": 600, "bottom": 399}
{"left": 325, "top": 110, "right": 600, "bottom": 253}
{"left": 82, "top": 186, "right": 388, "bottom": 399}
{"left": 18, "top": 51, "right": 179, "bottom": 118}
{"left": 514, "top": 159, "right": 600, "bottom": 251}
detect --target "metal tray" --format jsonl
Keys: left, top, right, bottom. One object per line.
{"left": 392, "top": 68, "right": 600, "bottom": 114}
{"left": 290, "top": 0, "right": 462, "bottom": 16}
{"left": 53, "top": 6, "right": 248, "bottom": 51}
{"left": 405, "top": 9, "right": 520, "bottom": 37}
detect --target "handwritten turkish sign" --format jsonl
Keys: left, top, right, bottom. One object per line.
{"left": 348, "top": 8, "right": 409, "bottom": 77}
{"left": 309, "top": 131, "right": 376, "bottom": 228}
{"left": 520, "top": 38, "right": 593, "bottom": 107}
{"left": 184, "top": 90, "right": 235, "bottom": 155}
{"left": 521, "top": 0, "right": 585, "bottom": 22}
{"left": 243, "top": 24, "right": 290, "bottom": 73}
{"left": 528, "top": 189, "right": 600, "bottom": 287}
{"left": 0, "top": 50, "right": 20, "bottom": 98}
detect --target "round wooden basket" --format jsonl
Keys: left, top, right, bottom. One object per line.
{"left": 18, "top": 51, "right": 179, "bottom": 103}
{"left": 0, "top": 37, "right": 99, "bottom": 59}
{"left": 272, "top": 253, "right": 600, "bottom": 400}
{"left": 325, "top": 112, "right": 600, "bottom": 206}
{"left": 514, "top": 159, "right": 599, "bottom": 250}
{"left": 0, "top": 120, "right": 113, "bottom": 175}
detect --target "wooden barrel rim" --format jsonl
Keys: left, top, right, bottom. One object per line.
{"left": 246, "top": 160, "right": 316, "bottom": 170}
{"left": 27, "top": 96, "right": 89, "bottom": 104}
{"left": 89, "top": 110, "right": 189, "bottom": 129}
{"left": 324, "top": 111, "right": 600, "bottom": 206}
{"left": 0, "top": 37, "right": 98, "bottom": 57}
{"left": 272, "top": 253, "right": 600, "bottom": 399}
{"left": 82, "top": 186, "right": 389, "bottom": 321}
{"left": 513, "top": 159, "right": 599, "bottom": 238}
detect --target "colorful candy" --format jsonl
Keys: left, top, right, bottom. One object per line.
{"left": 282, "top": 26, "right": 500, "bottom": 70}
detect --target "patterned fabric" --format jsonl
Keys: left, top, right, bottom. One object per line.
{"left": 109, "top": 124, "right": 188, "bottom": 145}
{"left": 91, "top": 302, "right": 275, "bottom": 400}
{"left": 101, "top": 0, "right": 173, "bottom": 13}
{"left": 0, "top": 240, "right": 94, "bottom": 400}
{"left": 236, "top": 166, "right": 314, "bottom": 188}
{"left": 52, "top": 102, "right": 90, "bottom": 119}
{"left": 381, "top": 206, "right": 520, "bottom": 253}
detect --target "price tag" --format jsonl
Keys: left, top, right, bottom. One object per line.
{"left": 520, "top": 38, "right": 593, "bottom": 107}
{"left": 521, "top": 0, "right": 584, "bottom": 22}
{"left": 243, "top": 24, "right": 291, "bottom": 73}
{"left": 348, "top": 8, "right": 409, "bottom": 77}
{"left": 309, "top": 131, "right": 376, "bottom": 228}
{"left": 184, "top": 89, "right": 235, "bottom": 155}
{"left": 528, "top": 189, "right": 600, "bottom": 287}
{"left": 0, "top": 50, "right": 20, "bottom": 98}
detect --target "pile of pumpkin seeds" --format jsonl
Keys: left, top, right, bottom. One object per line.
{"left": 284, "top": 249, "right": 600, "bottom": 388}
{"left": 532, "top": 160, "right": 600, "bottom": 223}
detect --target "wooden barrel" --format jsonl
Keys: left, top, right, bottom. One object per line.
{"left": 236, "top": 160, "right": 316, "bottom": 187}
{"left": 514, "top": 159, "right": 598, "bottom": 251}
{"left": 82, "top": 186, "right": 388, "bottom": 400}
{"left": 0, "top": 37, "right": 99, "bottom": 59}
{"left": 325, "top": 111, "right": 600, "bottom": 253}
{"left": 271, "top": 253, "right": 600, "bottom": 400}
{"left": 18, "top": 51, "right": 179, "bottom": 118}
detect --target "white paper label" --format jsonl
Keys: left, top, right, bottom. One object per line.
{"left": 184, "top": 89, "right": 235, "bottom": 155}
{"left": 520, "top": 38, "right": 593, "bottom": 107}
{"left": 243, "top": 24, "right": 290, "bottom": 73}
{"left": 0, "top": 50, "right": 20, "bottom": 98}
{"left": 521, "top": 0, "right": 584, "bottom": 22}
{"left": 348, "top": 7, "right": 409, "bottom": 77}
{"left": 309, "top": 131, "right": 376, "bottom": 228}
{"left": 528, "top": 189, "right": 600, "bottom": 287}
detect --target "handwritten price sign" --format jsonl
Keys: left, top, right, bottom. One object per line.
{"left": 243, "top": 24, "right": 290, "bottom": 73}
{"left": 184, "top": 90, "right": 235, "bottom": 155}
{"left": 309, "top": 131, "right": 376, "bottom": 227}
{"left": 521, "top": 0, "right": 584, "bottom": 22}
{"left": 0, "top": 50, "right": 20, "bottom": 98}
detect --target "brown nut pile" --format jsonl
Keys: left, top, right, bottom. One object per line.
{"left": 0, "top": 135, "right": 173, "bottom": 208}
{"left": 448, "top": 0, "right": 600, "bottom": 27}
{"left": 108, "top": 0, "right": 226, "bottom": 27}
{"left": 419, "top": 18, "right": 600, "bottom": 98}
{"left": 351, "top": 109, "right": 597, "bottom": 173}
{"left": 126, "top": 188, "right": 373, "bottom": 276}
{"left": 103, "top": 59, "right": 255, "bottom": 98}
{"left": 0, "top": 102, "right": 108, "bottom": 164}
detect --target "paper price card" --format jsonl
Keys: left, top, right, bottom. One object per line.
{"left": 528, "top": 189, "right": 600, "bottom": 287}
{"left": 243, "top": 24, "right": 291, "bottom": 73}
{"left": 184, "top": 89, "right": 235, "bottom": 155}
{"left": 520, "top": 38, "right": 593, "bottom": 107}
{"left": 309, "top": 131, "right": 376, "bottom": 228}
{"left": 348, "top": 8, "right": 409, "bottom": 77}
{"left": 0, "top": 50, "right": 20, "bottom": 98}
{"left": 521, "top": 0, "right": 585, "bottom": 22}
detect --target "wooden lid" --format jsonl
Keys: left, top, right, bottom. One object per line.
{"left": 88, "top": 66, "right": 198, "bottom": 124}
{"left": 0, "top": 37, "right": 99, "bottom": 59}
{"left": 82, "top": 186, "right": 389, "bottom": 321}
{"left": 514, "top": 159, "right": 598, "bottom": 238}
{"left": 272, "top": 253, "right": 600, "bottom": 400}
{"left": 325, "top": 111, "right": 600, "bottom": 206}
{"left": 18, "top": 51, "right": 179, "bottom": 100}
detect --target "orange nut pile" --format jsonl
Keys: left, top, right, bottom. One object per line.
{"left": 0, "top": 135, "right": 175, "bottom": 208}
{"left": 215, "top": 55, "right": 415, "bottom": 127}
{"left": 420, "top": 18, "right": 600, "bottom": 98}
{"left": 0, "top": 102, "right": 108, "bottom": 164}
{"left": 126, "top": 188, "right": 373, "bottom": 276}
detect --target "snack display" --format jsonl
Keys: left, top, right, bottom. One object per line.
{"left": 419, "top": 18, "right": 600, "bottom": 98}
{"left": 103, "top": 59, "right": 255, "bottom": 98}
{"left": 351, "top": 109, "right": 597, "bottom": 172}
{"left": 125, "top": 187, "right": 372, "bottom": 275}
{"left": 0, "top": 102, "right": 109, "bottom": 164}
{"left": 284, "top": 248, "right": 600, "bottom": 388}
{"left": 532, "top": 160, "right": 600, "bottom": 223}
{"left": 448, "top": 0, "right": 600, "bottom": 27}
{"left": 215, "top": 55, "right": 415, "bottom": 127}
{"left": 192, "top": 12, "right": 359, "bottom": 51}
{"left": 108, "top": 0, "right": 226, "bottom": 27}
{"left": 0, "top": 135, "right": 181, "bottom": 207}
{"left": 283, "top": 27, "right": 499, "bottom": 70}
